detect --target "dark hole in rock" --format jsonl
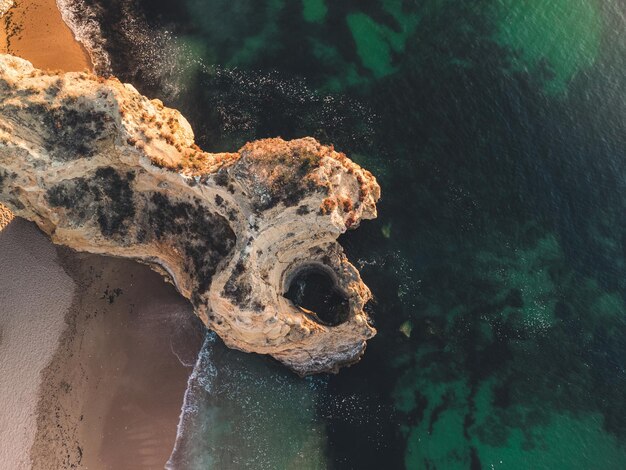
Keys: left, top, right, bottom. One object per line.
{"left": 284, "top": 268, "right": 349, "bottom": 326}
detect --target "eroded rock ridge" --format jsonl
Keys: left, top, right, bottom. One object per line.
{"left": 0, "top": 54, "right": 380, "bottom": 374}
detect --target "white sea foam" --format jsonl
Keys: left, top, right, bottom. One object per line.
{"left": 56, "top": 0, "right": 197, "bottom": 102}
{"left": 55, "top": 0, "right": 111, "bottom": 72}
{"left": 165, "top": 333, "right": 217, "bottom": 470}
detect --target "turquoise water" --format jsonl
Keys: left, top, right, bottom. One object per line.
{"left": 74, "top": 0, "right": 626, "bottom": 467}
{"left": 167, "top": 334, "right": 329, "bottom": 469}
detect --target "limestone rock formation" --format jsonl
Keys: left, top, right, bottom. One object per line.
{"left": 0, "top": 54, "right": 380, "bottom": 374}
{"left": 0, "top": 202, "right": 12, "bottom": 229}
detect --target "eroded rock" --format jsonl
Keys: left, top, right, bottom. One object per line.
{"left": 0, "top": 54, "right": 380, "bottom": 374}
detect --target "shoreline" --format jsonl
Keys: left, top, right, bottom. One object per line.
{"left": 0, "top": 0, "right": 92, "bottom": 72}
{"left": 0, "top": 3, "right": 92, "bottom": 468}
{"left": 1, "top": 2, "right": 204, "bottom": 469}
{"left": 30, "top": 246, "right": 205, "bottom": 469}
{"left": 0, "top": 0, "right": 94, "bottom": 230}
{"left": 0, "top": 222, "right": 204, "bottom": 470}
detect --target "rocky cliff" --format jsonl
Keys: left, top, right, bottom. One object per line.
{"left": 0, "top": 54, "right": 380, "bottom": 374}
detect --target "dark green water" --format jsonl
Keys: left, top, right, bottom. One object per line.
{"left": 72, "top": 0, "right": 626, "bottom": 468}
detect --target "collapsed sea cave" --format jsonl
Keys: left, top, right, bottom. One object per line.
{"left": 284, "top": 264, "right": 350, "bottom": 327}
{"left": 0, "top": 54, "right": 380, "bottom": 374}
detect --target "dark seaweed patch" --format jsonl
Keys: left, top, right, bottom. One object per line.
{"left": 45, "top": 79, "right": 63, "bottom": 98}
{"left": 469, "top": 447, "right": 482, "bottom": 470}
{"left": 428, "top": 391, "right": 453, "bottom": 435}
{"left": 46, "top": 177, "right": 90, "bottom": 208}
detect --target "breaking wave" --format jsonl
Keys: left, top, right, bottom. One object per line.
{"left": 165, "top": 333, "right": 218, "bottom": 470}
{"left": 56, "top": 0, "right": 195, "bottom": 101}
{"left": 55, "top": 0, "right": 111, "bottom": 72}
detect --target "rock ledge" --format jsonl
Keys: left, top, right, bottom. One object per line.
{"left": 0, "top": 54, "right": 380, "bottom": 374}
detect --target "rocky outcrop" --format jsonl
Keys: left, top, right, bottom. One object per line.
{"left": 0, "top": 54, "right": 380, "bottom": 375}
{"left": 0, "top": 0, "right": 13, "bottom": 17}
{"left": 0, "top": 202, "right": 12, "bottom": 228}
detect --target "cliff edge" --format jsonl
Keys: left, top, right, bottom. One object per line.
{"left": 0, "top": 54, "right": 380, "bottom": 375}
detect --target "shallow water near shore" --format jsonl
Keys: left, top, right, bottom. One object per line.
{"left": 54, "top": 0, "right": 626, "bottom": 468}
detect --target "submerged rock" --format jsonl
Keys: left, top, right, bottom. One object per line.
{"left": 0, "top": 54, "right": 380, "bottom": 375}
{"left": 399, "top": 320, "right": 413, "bottom": 338}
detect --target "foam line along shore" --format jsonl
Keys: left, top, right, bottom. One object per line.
{"left": 0, "top": 0, "right": 91, "bottom": 71}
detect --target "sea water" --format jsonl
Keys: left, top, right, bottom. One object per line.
{"left": 59, "top": 0, "right": 626, "bottom": 468}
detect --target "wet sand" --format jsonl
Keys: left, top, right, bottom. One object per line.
{"left": 1, "top": 220, "right": 205, "bottom": 470}
{"left": 0, "top": 2, "right": 205, "bottom": 468}
{"left": 0, "top": 0, "right": 91, "bottom": 72}
{"left": 30, "top": 242, "right": 204, "bottom": 469}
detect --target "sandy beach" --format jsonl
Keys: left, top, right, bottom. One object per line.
{"left": 0, "top": 0, "right": 92, "bottom": 244}
{"left": 0, "top": 0, "right": 90, "bottom": 72}
{"left": 1, "top": 2, "right": 205, "bottom": 469}
{"left": 0, "top": 2, "right": 81, "bottom": 467}
{"left": 29, "top": 247, "right": 204, "bottom": 469}
{"left": 0, "top": 219, "right": 204, "bottom": 469}
{"left": 0, "top": 220, "right": 75, "bottom": 469}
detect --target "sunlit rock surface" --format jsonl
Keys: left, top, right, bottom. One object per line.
{"left": 0, "top": 202, "right": 12, "bottom": 229}
{"left": 0, "top": 54, "right": 380, "bottom": 374}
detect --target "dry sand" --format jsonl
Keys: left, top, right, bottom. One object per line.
{"left": 0, "top": 0, "right": 93, "bottom": 234}
{"left": 0, "top": 0, "right": 91, "bottom": 72}
{"left": 30, "top": 246, "right": 204, "bottom": 469}
{"left": 1, "top": 2, "right": 205, "bottom": 469}
{"left": 0, "top": 219, "right": 204, "bottom": 469}
{"left": 0, "top": 220, "right": 75, "bottom": 469}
